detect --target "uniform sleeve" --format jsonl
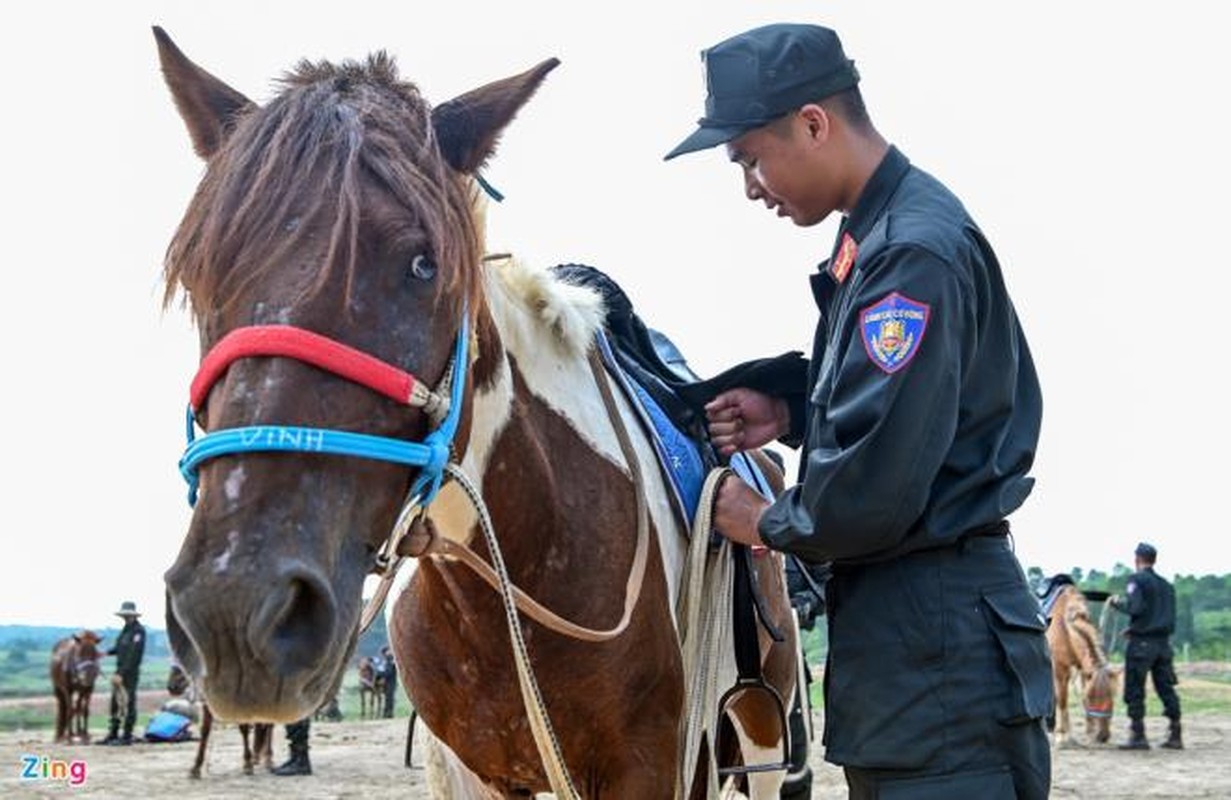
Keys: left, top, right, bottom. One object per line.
{"left": 1125, "top": 579, "right": 1146, "bottom": 618}
{"left": 759, "top": 246, "right": 975, "bottom": 561}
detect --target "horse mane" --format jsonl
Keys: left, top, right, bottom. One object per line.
{"left": 164, "top": 52, "right": 483, "bottom": 325}
{"left": 485, "top": 256, "right": 605, "bottom": 357}
{"left": 1062, "top": 587, "right": 1108, "bottom": 671}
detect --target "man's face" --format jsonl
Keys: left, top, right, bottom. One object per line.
{"left": 726, "top": 111, "right": 837, "bottom": 227}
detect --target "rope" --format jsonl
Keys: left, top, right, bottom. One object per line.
{"left": 676, "top": 467, "right": 736, "bottom": 800}
{"left": 444, "top": 463, "right": 581, "bottom": 798}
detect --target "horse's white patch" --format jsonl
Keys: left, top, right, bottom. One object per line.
{"left": 482, "top": 256, "right": 687, "bottom": 609}
{"left": 212, "top": 530, "right": 240, "bottom": 574}
{"left": 223, "top": 465, "right": 246, "bottom": 503}
{"left": 424, "top": 351, "right": 513, "bottom": 547}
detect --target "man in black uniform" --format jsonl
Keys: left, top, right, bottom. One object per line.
{"left": 666, "top": 23, "right": 1052, "bottom": 798}
{"left": 272, "top": 717, "right": 312, "bottom": 776}
{"left": 380, "top": 645, "right": 398, "bottom": 719}
{"left": 101, "top": 600, "right": 145, "bottom": 745}
{"left": 1109, "top": 542, "right": 1182, "bottom": 750}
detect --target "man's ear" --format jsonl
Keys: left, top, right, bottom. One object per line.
{"left": 796, "top": 103, "right": 831, "bottom": 145}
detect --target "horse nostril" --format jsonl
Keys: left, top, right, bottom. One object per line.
{"left": 248, "top": 567, "right": 337, "bottom": 676}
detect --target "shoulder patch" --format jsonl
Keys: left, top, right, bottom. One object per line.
{"left": 831, "top": 233, "right": 858, "bottom": 284}
{"left": 860, "top": 292, "right": 930, "bottom": 374}
{"left": 1126, "top": 581, "right": 1137, "bottom": 595}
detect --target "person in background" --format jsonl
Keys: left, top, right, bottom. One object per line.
{"left": 665, "top": 22, "right": 1051, "bottom": 798}
{"left": 381, "top": 644, "right": 398, "bottom": 719}
{"left": 100, "top": 600, "right": 145, "bottom": 746}
{"left": 1109, "top": 542, "right": 1183, "bottom": 750}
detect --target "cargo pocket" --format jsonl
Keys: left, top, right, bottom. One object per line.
{"left": 981, "top": 583, "right": 1054, "bottom": 725}
{"left": 880, "top": 766, "right": 1015, "bottom": 800}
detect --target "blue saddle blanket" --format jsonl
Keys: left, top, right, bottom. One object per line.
{"left": 596, "top": 332, "right": 773, "bottom": 526}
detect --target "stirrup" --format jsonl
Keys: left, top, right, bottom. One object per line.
{"left": 714, "top": 677, "right": 791, "bottom": 777}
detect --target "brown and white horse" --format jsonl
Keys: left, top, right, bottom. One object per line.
{"left": 154, "top": 27, "right": 795, "bottom": 798}
{"left": 50, "top": 631, "right": 103, "bottom": 743}
{"left": 1046, "top": 584, "right": 1118, "bottom": 746}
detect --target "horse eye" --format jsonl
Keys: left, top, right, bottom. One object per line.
{"left": 410, "top": 254, "right": 437, "bottom": 281}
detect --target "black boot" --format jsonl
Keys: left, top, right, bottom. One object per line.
{"left": 1118, "top": 720, "right": 1149, "bottom": 750}
{"left": 1161, "top": 719, "right": 1183, "bottom": 750}
{"left": 97, "top": 727, "right": 119, "bottom": 746}
{"left": 272, "top": 750, "right": 312, "bottom": 776}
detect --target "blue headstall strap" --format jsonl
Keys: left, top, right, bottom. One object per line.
{"left": 180, "top": 314, "right": 471, "bottom": 509}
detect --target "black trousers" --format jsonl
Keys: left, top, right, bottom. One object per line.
{"left": 384, "top": 676, "right": 398, "bottom": 718}
{"left": 824, "top": 536, "right": 1052, "bottom": 800}
{"left": 109, "top": 672, "right": 139, "bottom": 736}
{"left": 285, "top": 718, "right": 311, "bottom": 753}
{"left": 1123, "top": 637, "right": 1181, "bottom": 724}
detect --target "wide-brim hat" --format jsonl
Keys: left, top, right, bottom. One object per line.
{"left": 115, "top": 600, "right": 141, "bottom": 617}
{"left": 665, "top": 23, "right": 860, "bottom": 160}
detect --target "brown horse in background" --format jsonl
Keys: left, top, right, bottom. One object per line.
{"left": 50, "top": 631, "right": 103, "bottom": 743}
{"left": 154, "top": 27, "right": 796, "bottom": 798}
{"left": 357, "top": 656, "right": 386, "bottom": 720}
{"left": 191, "top": 704, "right": 274, "bottom": 779}
{"left": 1046, "top": 584, "right": 1119, "bottom": 746}
{"left": 168, "top": 663, "right": 274, "bottom": 778}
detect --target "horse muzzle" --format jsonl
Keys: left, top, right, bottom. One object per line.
{"left": 165, "top": 558, "right": 346, "bottom": 722}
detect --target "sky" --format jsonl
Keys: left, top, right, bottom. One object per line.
{"left": 2, "top": 1, "right": 1228, "bottom": 630}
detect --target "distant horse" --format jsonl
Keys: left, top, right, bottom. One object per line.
{"left": 155, "top": 28, "right": 796, "bottom": 798}
{"left": 191, "top": 704, "right": 274, "bottom": 779}
{"left": 168, "top": 664, "right": 274, "bottom": 778}
{"left": 357, "top": 656, "right": 386, "bottom": 720}
{"left": 50, "top": 631, "right": 103, "bottom": 743}
{"left": 1046, "top": 584, "right": 1119, "bottom": 745}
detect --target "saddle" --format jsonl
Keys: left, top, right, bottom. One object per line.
{"left": 1036, "top": 573, "right": 1075, "bottom": 621}
{"left": 555, "top": 265, "right": 794, "bottom": 777}
{"left": 553, "top": 264, "right": 803, "bottom": 526}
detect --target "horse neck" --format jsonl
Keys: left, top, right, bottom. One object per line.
{"left": 448, "top": 259, "right": 683, "bottom": 599}
{"left": 1061, "top": 597, "right": 1107, "bottom": 678}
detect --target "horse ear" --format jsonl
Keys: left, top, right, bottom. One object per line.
{"left": 431, "top": 58, "right": 560, "bottom": 174}
{"left": 153, "top": 26, "right": 254, "bottom": 159}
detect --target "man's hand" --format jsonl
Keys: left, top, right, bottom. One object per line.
{"left": 705, "top": 388, "right": 789, "bottom": 457}
{"left": 713, "top": 473, "right": 771, "bottom": 547}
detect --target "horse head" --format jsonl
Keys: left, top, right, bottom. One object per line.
{"left": 1083, "top": 663, "right": 1118, "bottom": 744}
{"left": 70, "top": 632, "right": 102, "bottom": 691}
{"left": 154, "top": 26, "right": 557, "bottom": 722}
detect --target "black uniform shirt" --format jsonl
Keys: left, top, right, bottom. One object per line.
{"left": 759, "top": 147, "right": 1042, "bottom": 563}
{"left": 1118, "top": 567, "right": 1176, "bottom": 637}
{"left": 109, "top": 620, "right": 146, "bottom": 677}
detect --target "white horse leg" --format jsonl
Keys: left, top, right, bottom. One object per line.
{"left": 725, "top": 712, "right": 785, "bottom": 800}
{"left": 422, "top": 725, "right": 499, "bottom": 800}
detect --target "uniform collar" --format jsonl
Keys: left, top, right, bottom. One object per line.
{"left": 839, "top": 145, "right": 910, "bottom": 244}
{"left": 811, "top": 147, "right": 910, "bottom": 310}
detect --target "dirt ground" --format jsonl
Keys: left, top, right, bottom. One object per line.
{"left": 4, "top": 709, "right": 1229, "bottom": 798}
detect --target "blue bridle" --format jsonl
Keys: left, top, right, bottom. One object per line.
{"left": 179, "top": 317, "right": 470, "bottom": 510}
